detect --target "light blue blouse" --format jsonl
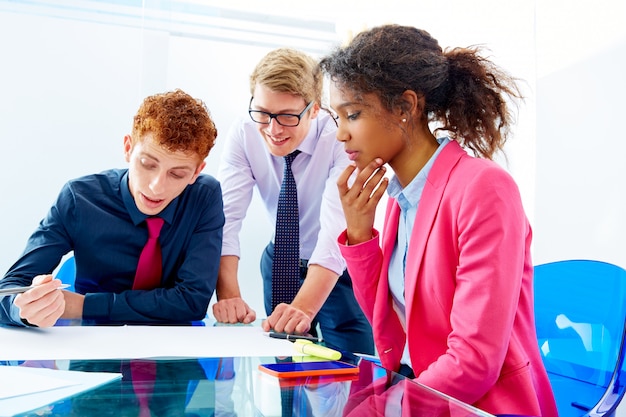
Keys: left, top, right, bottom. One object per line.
{"left": 387, "top": 137, "right": 450, "bottom": 366}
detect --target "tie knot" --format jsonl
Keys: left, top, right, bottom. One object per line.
{"left": 145, "top": 217, "right": 164, "bottom": 239}
{"left": 284, "top": 150, "right": 301, "bottom": 166}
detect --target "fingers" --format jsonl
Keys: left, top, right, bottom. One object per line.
{"left": 31, "top": 274, "right": 56, "bottom": 286}
{"left": 336, "top": 164, "right": 357, "bottom": 195}
{"left": 212, "top": 301, "right": 227, "bottom": 322}
{"left": 212, "top": 298, "right": 257, "bottom": 324}
{"left": 242, "top": 309, "right": 256, "bottom": 324}
{"left": 16, "top": 276, "right": 64, "bottom": 302}
{"left": 261, "top": 319, "right": 271, "bottom": 332}
{"left": 263, "top": 303, "right": 312, "bottom": 334}
{"left": 338, "top": 159, "right": 387, "bottom": 205}
{"left": 24, "top": 292, "right": 65, "bottom": 327}
{"left": 337, "top": 158, "right": 388, "bottom": 245}
{"left": 355, "top": 160, "right": 387, "bottom": 201}
{"left": 366, "top": 168, "right": 389, "bottom": 205}
{"left": 14, "top": 277, "right": 65, "bottom": 327}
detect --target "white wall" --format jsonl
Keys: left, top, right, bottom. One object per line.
{"left": 0, "top": 12, "right": 141, "bottom": 268}
{"left": 533, "top": 0, "right": 626, "bottom": 270}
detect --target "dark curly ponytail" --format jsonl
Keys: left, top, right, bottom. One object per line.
{"left": 320, "top": 24, "right": 522, "bottom": 160}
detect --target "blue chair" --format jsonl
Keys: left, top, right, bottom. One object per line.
{"left": 534, "top": 260, "right": 626, "bottom": 417}
{"left": 56, "top": 255, "right": 76, "bottom": 291}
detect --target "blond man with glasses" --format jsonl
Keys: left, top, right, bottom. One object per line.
{"left": 214, "top": 48, "right": 374, "bottom": 357}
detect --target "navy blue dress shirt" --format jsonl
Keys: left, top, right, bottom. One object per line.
{"left": 0, "top": 169, "right": 224, "bottom": 325}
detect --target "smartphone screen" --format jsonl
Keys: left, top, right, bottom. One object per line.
{"left": 258, "top": 361, "right": 359, "bottom": 378}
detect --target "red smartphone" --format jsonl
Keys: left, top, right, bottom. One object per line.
{"left": 258, "top": 361, "right": 359, "bottom": 378}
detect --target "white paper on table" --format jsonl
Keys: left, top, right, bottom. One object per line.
{"left": 0, "top": 365, "right": 80, "bottom": 399}
{"left": 0, "top": 366, "right": 121, "bottom": 417}
{"left": 0, "top": 325, "right": 301, "bottom": 360}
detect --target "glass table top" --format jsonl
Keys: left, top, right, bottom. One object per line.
{"left": 2, "top": 354, "right": 494, "bottom": 417}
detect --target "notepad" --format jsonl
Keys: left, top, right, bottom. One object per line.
{"left": 0, "top": 365, "right": 79, "bottom": 400}
{"left": 0, "top": 365, "right": 121, "bottom": 417}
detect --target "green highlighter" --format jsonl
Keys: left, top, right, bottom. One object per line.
{"left": 293, "top": 339, "right": 342, "bottom": 361}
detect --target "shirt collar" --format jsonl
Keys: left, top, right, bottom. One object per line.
{"left": 293, "top": 112, "right": 330, "bottom": 157}
{"left": 387, "top": 137, "right": 451, "bottom": 207}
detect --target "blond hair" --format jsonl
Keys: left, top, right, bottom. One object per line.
{"left": 249, "top": 48, "right": 322, "bottom": 104}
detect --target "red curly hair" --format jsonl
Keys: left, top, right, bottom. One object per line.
{"left": 132, "top": 89, "right": 217, "bottom": 161}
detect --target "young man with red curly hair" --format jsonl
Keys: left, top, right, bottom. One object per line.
{"left": 0, "top": 89, "right": 224, "bottom": 327}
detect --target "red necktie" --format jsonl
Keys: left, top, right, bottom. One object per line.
{"left": 130, "top": 360, "right": 156, "bottom": 417}
{"left": 130, "top": 218, "right": 163, "bottom": 415}
{"left": 133, "top": 217, "right": 165, "bottom": 290}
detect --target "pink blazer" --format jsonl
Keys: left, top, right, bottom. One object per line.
{"left": 339, "top": 141, "right": 558, "bottom": 416}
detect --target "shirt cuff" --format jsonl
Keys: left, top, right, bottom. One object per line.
{"left": 82, "top": 293, "right": 111, "bottom": 320}
{"left": 9, "top": 297, "right": 29, "bottom": 327}
{"left": 337, "top": 229, "right": 379, "bottom": 247}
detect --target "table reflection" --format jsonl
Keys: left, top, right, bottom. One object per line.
{"left": 5, "top": 356, "right": 492, "bottom": 417}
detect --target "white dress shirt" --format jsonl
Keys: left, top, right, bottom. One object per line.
{"left": 217, "top": 112, "right": 349, "bottom": 276}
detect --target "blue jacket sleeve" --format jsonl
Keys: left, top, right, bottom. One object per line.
{"left": 0, "top": 184, "right": 74, "bottom": 326}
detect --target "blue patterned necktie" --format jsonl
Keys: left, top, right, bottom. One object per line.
{"left": 272, "top": 150, "right": 301, "bottom": 310}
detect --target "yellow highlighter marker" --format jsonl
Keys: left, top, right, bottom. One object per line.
{"left": 293, "top": 339, "right": 342, "bottom": 361}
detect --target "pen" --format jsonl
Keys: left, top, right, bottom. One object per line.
{"left": 266, "top": 331, "right": 323, "bottom": 343}
{"left": 0, "top": 284, "right": 70, "bottom": 295}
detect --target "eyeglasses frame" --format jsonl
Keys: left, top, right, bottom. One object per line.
{"left": 248, "top": 97, "right": 315, "bottom": 127}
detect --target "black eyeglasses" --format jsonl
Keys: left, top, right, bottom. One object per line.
{"left": 248, "top": 97, "right": 314, "bottom": 127}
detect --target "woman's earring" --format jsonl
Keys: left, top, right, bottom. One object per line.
{"left": 402, "top": 118, "right": 407, "bottom": 123}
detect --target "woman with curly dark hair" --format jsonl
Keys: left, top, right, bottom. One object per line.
{"left": 320, "top": 24, "right": 557, "bottom": 416}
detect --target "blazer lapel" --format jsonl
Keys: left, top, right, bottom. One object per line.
{"left": 376, "top": 199, "right": 407, "bottom": 368}
{"left": 382, "top": 199, "right": 401, "bottom": 261}
{"left": 403, "top": 141, "right": 466, "bottom": 306}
